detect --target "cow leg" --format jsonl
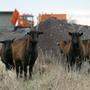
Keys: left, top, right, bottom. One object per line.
{"left": 70, "top": 60, "right": 75, "bottom": 71}
{"left": 24, "top": 63, "right": 27, "bottom": 80}
{"left": 66, "top": 55, "right": 70, "bottom": 72}
{"left": 2, "top": 58, "right": 11, "bottom": 70}
{"left": 15, "top": 61, "right": 19, "bottom": 78}
{"left": 67, "top": 55, "right": 72, "bottom": 72}
{"left": 20, "top": 62, "right": 23, "bottom": 78}
{"left": 29, "top": 59, "right": 36, "bottom": 79}
{"left": 5, "top": 63, "right": 10, "bottom": 70}
{"left": 76, "top": 62, "right": 82, "bottom": 71}
{"left": 76, "top": 56, "right": 82, "bottom": 71}
{"left": 69, "top": 56, "right": 75, "bottom": 71}
{"left": 29, "top": 64, "right": 33, "bottom": 79}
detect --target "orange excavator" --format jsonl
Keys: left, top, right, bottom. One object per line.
{"left": 11, "top": 9, "right": 34, "bottom": 29}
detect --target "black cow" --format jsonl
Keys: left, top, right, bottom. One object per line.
{"left": 67, "top": 32, "right": 85, "bottom": 71}
{"left": 27, "top": 31, "right": 43, "bottom": 78}
{"left": 0, "top": 39, "right": 15, "bottom": 70}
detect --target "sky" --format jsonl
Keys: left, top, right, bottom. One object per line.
{"left": 0, "top": 0, "right": 90, "bottom": 25}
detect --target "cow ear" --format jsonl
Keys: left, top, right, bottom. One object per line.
{"left": 79, "top": 32, "right": 83, "bottom": 36}
{"left": 68, "top": 32, "right": 72, "bottom": 36}
{"left": 38, "top": 31, "right": 44, "bottom": 35}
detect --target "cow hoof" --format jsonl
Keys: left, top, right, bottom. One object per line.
{"left": 24, "top": 76, "right": 27, "bottom": 81}
{"left": 29, "top": 76, "right": 32, "bottom": 80}
{"left": 20, "top": 75, "right": 23, "bottom": 78}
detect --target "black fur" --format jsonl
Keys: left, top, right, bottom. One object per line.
{"left": 0, "top": 40, "right": 14, "bottom": 70}
{"left": 68, "top": 32, "right": 83, "bottom": 71}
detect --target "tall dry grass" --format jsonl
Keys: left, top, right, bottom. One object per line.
{"left": 0, "top": 50, "right": 90, "bottom": 90}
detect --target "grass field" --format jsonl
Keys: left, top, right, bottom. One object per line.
{"left": 0, "top": 51, "right": 90, "bottom": 90}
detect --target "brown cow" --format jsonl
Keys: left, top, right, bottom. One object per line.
{"left": 83, "top": 40, "right": 90, "bottom": 60}
{"left": 57, "top": 40, "right": 67, "bottom": 55}
{"left": 12, "top": 35, "right": 31, "bottom": 79}
{"left": 87, "top": 42, "right": 90, "bottom": 59}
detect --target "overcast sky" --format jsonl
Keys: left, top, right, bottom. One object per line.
{"left": 1, "top": 0, "right": 90, "bottom": 25}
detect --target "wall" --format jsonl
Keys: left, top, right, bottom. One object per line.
{"left": 0, "top": 12, "right": 13, "bottom": 31}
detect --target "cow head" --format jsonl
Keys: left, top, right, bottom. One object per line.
{"left": 27, "top": 31, "right": 43, "bottom": 43}
{"left": 69, "top": 32, "right": 83, "bottom": 48}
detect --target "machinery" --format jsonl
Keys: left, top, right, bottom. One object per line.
{"left": 18, "top": 14, "right": 34, "bottom": 28}
{"left": 11, "top": 9, "right": 34, "bottom": 29}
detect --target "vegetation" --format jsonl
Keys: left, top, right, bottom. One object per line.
{"left": 0, "top": 50, "right": 90, "bottom": 90}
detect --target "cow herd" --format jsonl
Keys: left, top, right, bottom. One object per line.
{"left": 0, "top": 30, "right": 43, "bottom": 80}
{"left": 0, "top": 30, "right": 90, "bottom": 80}
{"left": 58, "top": 32, "right": 90, "bottom": 71}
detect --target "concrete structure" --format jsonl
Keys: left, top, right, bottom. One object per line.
{"left": 0, "top": 11, "right": 13, "bottom": 31}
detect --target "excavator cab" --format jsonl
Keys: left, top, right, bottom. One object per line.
{"left": 11, "top": 10, "right": 34, "bottom": 31}
{"left": 18, "top": 14, "right": 34, "bottom": 28}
